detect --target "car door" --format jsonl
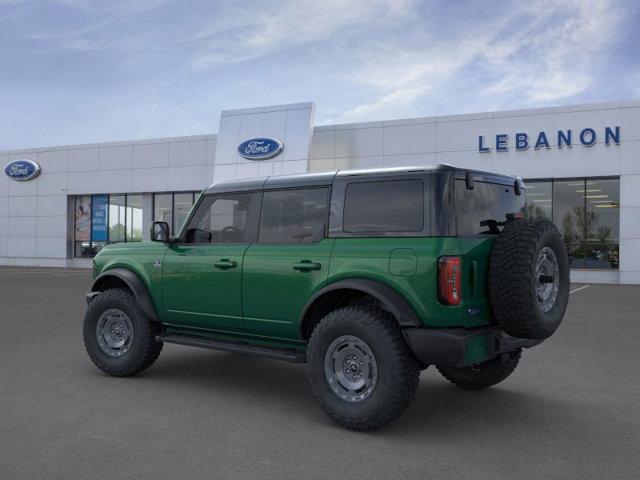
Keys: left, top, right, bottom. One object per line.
{"left": 162, "top": 191, "right": 260, "bottom": 333}
{"left": 242, "top": 187, "right": 334, "bottom": 340}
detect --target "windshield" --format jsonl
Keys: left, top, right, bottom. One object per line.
{"left": 455, "top": 180, "right": 526, "bottom": 235}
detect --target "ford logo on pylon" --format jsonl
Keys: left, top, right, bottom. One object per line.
{"left": 237, "top": 138, "right": 283, "bottom": 160}
{"left": 4, "top": 159, "right": 41, "bottom": 181}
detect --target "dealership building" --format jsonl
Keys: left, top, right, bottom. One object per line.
{"left": 1, "top": 100, "right": 639, "bottom": 284}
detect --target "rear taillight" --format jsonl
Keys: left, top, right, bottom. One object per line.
{"left": 438, "top": 256, "right": 461, "bottom": 305}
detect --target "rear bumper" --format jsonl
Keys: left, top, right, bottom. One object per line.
{"left": 403, "top": 326, "right": 542, "bottom": 368}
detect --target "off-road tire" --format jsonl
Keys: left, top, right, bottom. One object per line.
{"left": 437, "top": 348, "right": 521, "bottom": 390}
{"left": 489, "top": 219, "right": 570, "bottom": 339}
{"left": 83, "top": 287, "right": 163, "bottom": 376}
{"left": 307, "top": 304, "right": 420, "bottom": 431}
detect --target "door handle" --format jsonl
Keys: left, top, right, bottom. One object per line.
{"left": 214, "top": 259, "right": 237, "bottom": 269}
{"left": 293, "top": 260, "right": 321, "bottom": 271}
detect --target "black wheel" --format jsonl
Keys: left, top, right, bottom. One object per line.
{"left": 489, "top": 219, "right": 570, "bottom": 339}
{"left": 437, "top": 348, "right": 521, "bottom": 390}
{"left": 83, "top": 288, "right": 163, "bottom": 376}
{"left": 307, "top": 304, "right": 420, "bottom": 431}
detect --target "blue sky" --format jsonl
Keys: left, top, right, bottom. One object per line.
{"left": 1, "top": 0, "right": 639, "bottom": 150}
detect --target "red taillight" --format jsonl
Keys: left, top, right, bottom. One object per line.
{"left": 438, "top": 256, "right": 461, "bottom": 305}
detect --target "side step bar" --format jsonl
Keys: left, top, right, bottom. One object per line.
{"left": 156, "top": 333, "right": 306, "bottom": 364}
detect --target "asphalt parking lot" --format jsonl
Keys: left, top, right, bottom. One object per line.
{"left": 1, "top": 267, "right": 639, "bottom": 480}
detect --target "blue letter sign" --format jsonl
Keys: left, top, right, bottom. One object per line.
{"left": 91, "top": 195, "right": 108, "bottom": 242}
{"left": 515, "top": 133, "right": 529, "bottom": 150}
{"left": 478, "top": 135, "right": 491, "bottom": 152}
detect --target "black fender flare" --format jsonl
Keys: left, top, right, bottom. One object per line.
{"left": 299, "top": 279, "right": 422, "bottom": 333}
{"left": 91, "top": 268, "right": 159, "bottom": 323}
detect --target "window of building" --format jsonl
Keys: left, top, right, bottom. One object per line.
{"left": 525, "top": 180, "right": 552, "bottom": 221}
{"left": 153, "top": 193, "right": 172, "bottom": 226}
{"left": 74, "top": 192, "right": 177, "bottom": 258}
{"left": 183, "top": 193, "right": 254, "bottom": 244}
{"left": 174, "top": 193, "right": 195, "bottom": 234}
{"left": 152, "top": 191, "right": 198, "bottom": 235}
{"left": 525, "top": 177, "right": 620, "bottom": 270}
{"left": 259, "top": 188, "right": 329, "bottom": 243}
{"left": 126, "top": 194, "right": 143, "bottom": 242}
{"left": 343, "top": 180, "right": 424, "bottom": 233}
{"left": 109, "top": 195, "right": 126, "bottom": 242}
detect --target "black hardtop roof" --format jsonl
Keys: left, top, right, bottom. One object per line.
{"left": 204, "top": 164, "right": 520, "bottom": 194}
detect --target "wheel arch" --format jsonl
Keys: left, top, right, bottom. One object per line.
{"left": 91, "top": 268, "right": 159, "bottom": 323}
{"left": 299, "top": 279, "right": 422, "bottom": 339}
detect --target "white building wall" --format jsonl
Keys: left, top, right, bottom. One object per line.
{"left": 0, "top": 134, "right": 218, "bottom": 267}
{"left": 1, "top": 100, "right": 639, "bottom": 283}
{"left": 309, "top": 100, "right": 640, "bottom": 284}
{"left": 213, "top": 102, "right": 315, "bottom": 181}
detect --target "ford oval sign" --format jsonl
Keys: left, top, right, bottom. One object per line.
{"left": 4, "top": 159, "right": 41, "bottom": 181}
{"left": 237, "top": 138, "right": 283, "bottom": 160}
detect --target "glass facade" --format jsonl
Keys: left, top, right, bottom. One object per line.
{"left": 152, "top": 191, "right": 199, "bottom": 236}
{"left": 525, "top": 178, "right": 620, "bottom": 269}
{"left": 74, "top": 193, "right": 156, "bottom": 258}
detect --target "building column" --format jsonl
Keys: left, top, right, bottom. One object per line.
{"left": 142, "top": 193, "right": 153, "bottom": 242}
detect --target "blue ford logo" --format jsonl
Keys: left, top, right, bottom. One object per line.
{"left": 237, "top": 137, "right": 283, "bottom": 160}
{"left": 4, "top": 159, "right": 41, "bottom": 181}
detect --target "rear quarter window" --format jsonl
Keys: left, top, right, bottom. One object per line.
{"left": 455, "top": 180, "right": 526, "bottom": 235}
{"left": 343, "top": 179, "right": 424, "bottom": 233}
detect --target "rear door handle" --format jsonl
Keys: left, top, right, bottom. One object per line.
{"left": 214, "top": 259, "right": 237, "bottom": 269}
{"left": 293, "top": 260, "right": 321, "bottom": 271}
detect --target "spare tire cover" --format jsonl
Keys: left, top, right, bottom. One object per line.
{"left": 488, "top": 219, "right": 570, "bottom": 339}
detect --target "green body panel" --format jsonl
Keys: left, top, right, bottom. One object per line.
{"left": 92, "top": 242, "right": 167, "bottom": 312}
{"left": 328, "top": 237, "right": 493, "bottom": 329}
{"left": 241, "top": 239, "right": 335, "bottom": 340}
{"left": 457, "top": 236, "right": 496, "bottom": 328}
{"left": 161, "top": 243, "right": 249, "bottom": 332}
{"left": 91, "top": 234, "right": 497, "bottom": 342}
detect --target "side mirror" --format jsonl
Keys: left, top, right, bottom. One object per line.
{"left": 151, "top": 221, "right": 170, "bottom": 242}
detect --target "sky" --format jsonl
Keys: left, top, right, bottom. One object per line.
{"left": 1, "top": 0, "right": 639, "bottom": 150}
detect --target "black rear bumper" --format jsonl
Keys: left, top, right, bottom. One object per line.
{"left": 403, "top": 326, "right": 542, "bottom": 368}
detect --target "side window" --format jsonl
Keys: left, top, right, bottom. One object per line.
{"left": 183, "top": 193, "right": 254, "bottom": 244}
{"left": 259, "top": 188, "right": 329, "bottom": 244}
{"left": 343, "top": 179, "right": 424, "bottom": 233}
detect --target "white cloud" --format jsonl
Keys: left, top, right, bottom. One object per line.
{"left": 190, "top": 0, "right": 416, "bottom": 69}
{"left": 334, "top": 0, "right": 625, "bottom": 122}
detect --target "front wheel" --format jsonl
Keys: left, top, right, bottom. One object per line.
{"left": 437, "top": 348, "right": 521, "bottom": 390}
{"left": 83, "top": 288, "right": 163, "bottom": 376}
{"left": 307, "top": 305, "right": 420, "bottom": 431}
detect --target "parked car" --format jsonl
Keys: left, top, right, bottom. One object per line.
{"left": 83, "top": 165, "right": 570, "bottom": 430}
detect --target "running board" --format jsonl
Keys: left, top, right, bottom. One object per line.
{"left": 156, "top": 333, "right": 306, "bottom": 364}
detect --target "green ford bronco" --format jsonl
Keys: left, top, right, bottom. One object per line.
{"left": 83, "top": 165, "right": 570, "bottom": 430}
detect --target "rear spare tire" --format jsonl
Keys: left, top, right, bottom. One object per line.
{"left": 489, "top": 219, "right": 569, "bottom": 339}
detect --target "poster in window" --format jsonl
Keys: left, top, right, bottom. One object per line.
{"left": 75, "top": 196, "right": 91, "bottom": 242}
{"left": 91, "top": 195, "right": 108, "bottom": 242}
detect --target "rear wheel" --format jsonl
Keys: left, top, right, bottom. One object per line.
{"left": 307, "top": 304, "right": 420, "bottom": 431}
{"left": 437, "top": 348, "right": 521, "bottom": 390}
{"left": 83, "top": 288, "right": 163, "bottom": 376}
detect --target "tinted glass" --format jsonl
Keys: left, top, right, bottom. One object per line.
{"left": 259, "top": 188, "right": 328, "bottom": 243}
{"left": 553, "top": 179, "right": 586, "bottom": 267}
{"left": 108, "top": 195, "right": 126, "bottom": 242}
{"left": 126, "top": 194, "right": 143, "bottom": 242}
{"left": 174, "top": 193, "right": 195, "bottom": 234}
{"left": 525, "top": 180, "right": 552, "bottom": 220}
{"left": 154, "top": 193, "right": 172, "bottom": 226}
{"left": 585, "top": 179, "right": 619, "bottom": 269}
{"left": 343, "top": 180, "right": 424, "bottom": 233}
{"left": 184, "top": 193, "right": 253, "bottom": 244}
{"left": 455, "top": 181, "right": 526, "bottom": 235}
